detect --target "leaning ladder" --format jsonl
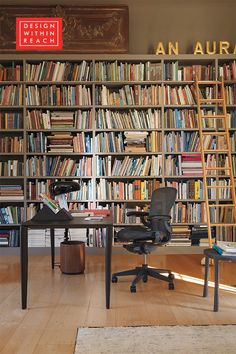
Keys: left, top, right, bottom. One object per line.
{"left": 195, "top": 78, "right": 236, "bottom": 247}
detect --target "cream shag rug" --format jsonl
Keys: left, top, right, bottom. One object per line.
{"left": 74, "top": 325, "right": 236, "bottom": 354}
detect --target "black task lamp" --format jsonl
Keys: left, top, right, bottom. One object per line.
{"left": 49, "top": 181, "right": 81, "bottom": 208}
{"left": 32, "top": 181, "right": 80, "bottom": 224}
{"left": 49, "top": 181, "right": 81, "bottom": 241}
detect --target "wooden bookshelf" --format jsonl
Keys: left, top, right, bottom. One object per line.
{"left": 1, "top": 53, "right": 236, "bottom": 248}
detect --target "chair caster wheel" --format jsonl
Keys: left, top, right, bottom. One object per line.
{"left": 143, "top": 275, "right": 148, "bottom": 283}
{"left": 112, "top": 276, "right": 118, "bottom": 283}
{"left": 168, "top": 282, "right": 174, "bottom": 290}
{"left": 169, "top": 273, "right": 175, "bottom": 280}
{"left": 130, "top": 285, "right": 136, "bottom": 293}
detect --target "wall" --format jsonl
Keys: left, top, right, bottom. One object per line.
{"left": 0, "top": 0, "right": 235, "bottom": 54}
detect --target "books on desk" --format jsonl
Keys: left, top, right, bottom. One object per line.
{"left": 213, "top": 241, "right": 236, "bottom": 257}
{"left": 39, "top": 193, "right": 60, "bottom": 214}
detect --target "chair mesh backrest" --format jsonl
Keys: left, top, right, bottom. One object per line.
{"left": 149, "top": 187, "right": 177, "bottom": 217}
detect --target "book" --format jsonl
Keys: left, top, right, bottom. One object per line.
{"left": 213, "top": 243, "right": 236, "bottom": 257}
{"left": 217, "top": 241, "right": 236, "bottom": 253}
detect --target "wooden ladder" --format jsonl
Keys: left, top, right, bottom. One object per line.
{"left": 195, "top": 78, "right": 236, "bottom": 247}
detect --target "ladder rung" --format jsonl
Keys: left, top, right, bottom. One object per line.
{"left": 197, "top": 81, "right": 222, "bottom": 85}
{"left": 202, "top": 132, "right": 227, "bottom": 135}
{"left": 204, "top": 149, "right": 229, "bottom": 153}
{"left": 206, "top": 185, "right": 233, "bottom": 188}
{"left": 205, "top": 167, "right": 230, "bottom": 170}
{"left": 208, "top": 204, "right": 236, "bottom": 207}
{"left": 211, "top": 223, "right": 236, "bottom": 226}
{"left": 200, "top": 115, "right": 225, "bottom": 119}
{"left": 199, "top": 98, "right": 224, "bottom": 103}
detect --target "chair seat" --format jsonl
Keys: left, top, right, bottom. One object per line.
{"left": 117, "top": 226, "right": 153, "bottom": 242}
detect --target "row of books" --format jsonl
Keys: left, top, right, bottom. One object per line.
{"left": 96, "top": 155, "right": 162, "bottom": 177}
{"left": 26, "top": 156, "right": 92, "bottom": 177}
{"left": 3, "top": 109, "right": 236, "bottom": 131}
{"left": 113, "top": 204, "right": 146, "bottom": 224}
{"left": 0, "top": 229, "right": 20, "bottom": 247}
{"left": 26, "top": 60, "right": 92, "bottom": 82}
{"left": 0, "top": 112, "right": 23, "bottom": 129}
{"left": 166, "top": 180, "right": 204, "bottom": 200}
{"left": 96, "top": 179, "right": 161, "bottom": 200}
{"left": 0, "top": 85, "right": 23, "bottom": 106}
{"left": 26, "top": 109, "right": 92, "bottom": 130}
{"left": 164, "top": 108, "right": 225, "bottom": 129}
{"left": 94, "top": 61, "right": 162, "bottom": 81}
{"left": 95, "top": 85, "right": 162, "bottom": 106}
{"left": 95, "top": 108, "right": 161, "bottom": 129}
{"left": 219, "top": 61, "right": 236, "bottom": 81}
{"left": 0, "top": 63, "right": 22, "bottom": 81}
{"left": 170, "top": 201, "right": 207, "bottom": 223}
{"left": 225, "top": 85, "right": 236, "bottom": 105}
{"left": 1, "top": 60, "right": 235, "bottom": 82}
{"left": 164, "top": 84, "right": 199, "bottom": 105}
{"left": 27, "top": 132, "right": 92, "bottom": 153}
{"left": 0, "top": 136, "right": 24, "bottom": 153}
{"left": 164, "top": 63, "right": 214, "bottom": 81}
{"left": 167, "top": 178, "right": 232, "bottom": 200}
{"left": 0, "top": 206, "right": 24, "bottom": 224}
{"left": 2, "top": 154, "right": 234, "bottom": 178}
{"left": 0, "top": 160, "right": 23, "bottom": 177}
{"left": 26, "top": 85, "right": 92, "bottom": 106}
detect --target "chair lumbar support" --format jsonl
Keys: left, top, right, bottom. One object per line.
{"left": 112, "top": 187, "right": 177, "bottom": 293}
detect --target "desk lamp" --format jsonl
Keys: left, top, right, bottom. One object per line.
{"left": 49, "top": 181, "right": 80, "bottom": 241}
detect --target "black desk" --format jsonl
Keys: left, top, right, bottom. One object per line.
{"left": 20, "top": 215, "right": 113, "bottom": 309}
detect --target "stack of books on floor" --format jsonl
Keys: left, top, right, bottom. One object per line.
{"left": 213, "top": 241, "right": 236, "bottom": 256}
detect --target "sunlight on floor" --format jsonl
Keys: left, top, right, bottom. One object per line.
{"left": 173, "top": 272, "right": 236, "bottom": 293}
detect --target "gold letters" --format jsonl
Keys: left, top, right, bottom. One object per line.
{"left": 194, "top": 42, "right": 204, "bottom": 55}
{"left": 219, "top": 41, "right": 230, "bottom": 54}
{"left": 156, "top": 41, "right": 179, "bottom": 55}
{"left": 155, "top": 41, "right": 235, "bottom": 55}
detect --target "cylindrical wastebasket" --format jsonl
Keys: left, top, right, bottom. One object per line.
{"left": 60, "top": 241, "right": 85, "bottom": 274}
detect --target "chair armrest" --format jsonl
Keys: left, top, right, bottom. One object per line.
{"left": 150, "top": 214, "right": 171, "bottom": 220}
{"left": 126, "top": 211, "right": 149, "bottom": 217}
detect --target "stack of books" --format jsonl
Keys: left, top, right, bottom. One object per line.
{"left": 124, "top": 131, "right": 148, "bottom": 152}
{"left": 213, "top": 241, "right": 236, "bottom": 256}
{"left": 182, "top": 153, "right": 202, "bottom": 176}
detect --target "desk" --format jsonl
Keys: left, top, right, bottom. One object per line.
{"left": 20, "top": 215, "right": 113, "bottom": 309}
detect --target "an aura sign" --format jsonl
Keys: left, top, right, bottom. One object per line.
{"left": 16, "top": 17, "right": 62, "bottom": 50}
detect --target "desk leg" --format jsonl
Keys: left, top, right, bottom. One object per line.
{"left": 203, "top": 256, "right": 209, "bottom": 298}
{"left": 214, "top": 260, "right": 219, "bottom": 312}
{"left": 50, "top": 228, "right": 55, "bottom": 269}
{"left": 105, "top": 225, "right": 113, "bottom": 309}
{"left": 20, "top": 225, "right": 28, "bottom": 309}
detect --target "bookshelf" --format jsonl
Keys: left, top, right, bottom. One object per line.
{"left": 1, "top": 53, "right": 236, "bottom": 249}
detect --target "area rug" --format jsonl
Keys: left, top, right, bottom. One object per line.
{"left": 74, "top": 325, "right": 236, "bottom": 354}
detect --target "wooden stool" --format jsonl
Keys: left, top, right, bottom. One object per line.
{"left": 203, "top": 248, "right": 236, "bottom": 312}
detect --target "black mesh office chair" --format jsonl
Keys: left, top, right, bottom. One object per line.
{"left": 112, "top": 187, "right": 177, "bottom": 293}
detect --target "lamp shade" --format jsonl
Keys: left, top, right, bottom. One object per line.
{"left": 49, "top": 181, "right": 80, "bottom": 197}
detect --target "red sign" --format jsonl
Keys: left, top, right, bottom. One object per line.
{"left": 16, "top": 17, "right": 62, "bottom": 50}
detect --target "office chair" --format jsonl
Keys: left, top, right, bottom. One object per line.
{"left": 112, "top": 187, "right": 177, "bottom": 293}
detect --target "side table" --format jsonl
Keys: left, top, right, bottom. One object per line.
{"left": 203, "top": 248, "right": 236, "bottom": 312}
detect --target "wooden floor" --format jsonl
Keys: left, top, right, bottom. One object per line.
{"left": 1, "top": 253, "right": 236, "bottom": 354}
